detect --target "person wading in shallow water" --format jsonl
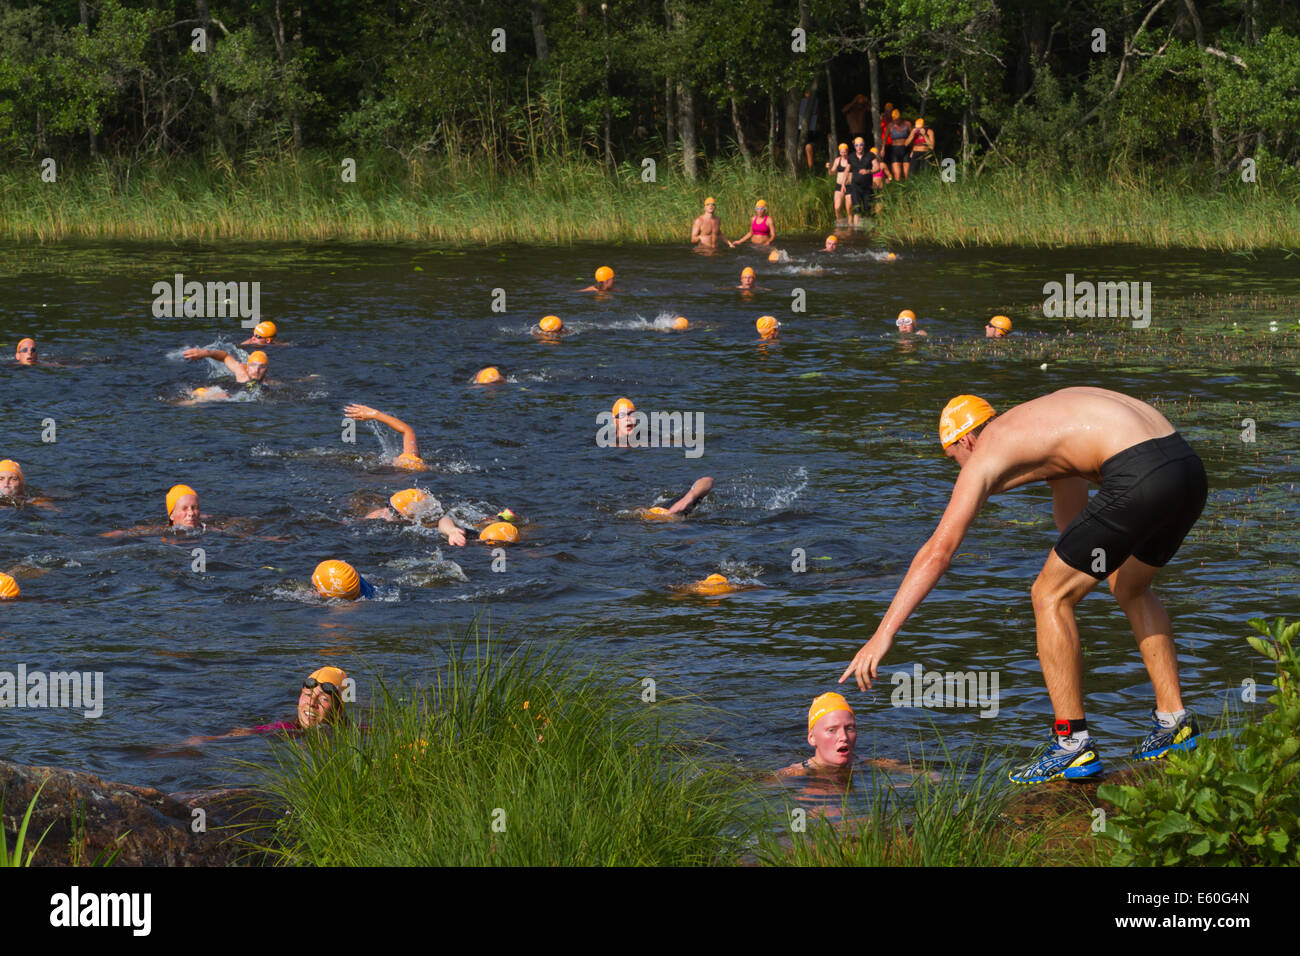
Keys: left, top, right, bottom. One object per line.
{"left": 839, "top": 388, "right": 1208, "bottom": 784}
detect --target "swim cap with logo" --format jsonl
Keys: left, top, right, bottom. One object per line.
{"left": 756, "top": 316, "right": 779, "bottom": 338}
{"left": 539, "top": 315, "right": 563, "bottom": 334}
{"left": 166, "top": 484, "right": 198, "bottom": 517}
{"left": 389, "top": 488, "right": 428, "bottom": 517}
{"left": 0, "top": 459, "right": 22, "bottom": 480}
{"left": 939, "top": 395, "right": 996, "bottom": 448}
{"left": 307, "top": 666, "right": 347, "bottom": 697}
{"left": 808, "top": 692, "right": 854, "bottom": 731}
{"left": 254, "top": 321, "right": 277, "bottom": 340}
{"left": 595, "top": 266, "right": 614, "bottom": 283}
{"left": 0, "top": 573, "right": 19, "bottom": 599}
{"left": 989, "top": 315, "right": 1012, "bottom": 333}
{"left": 313, "top": 560, "right": 361, "bottom": 600}
{"left": 479, "top": 521, "right": 519, "bottom": 544}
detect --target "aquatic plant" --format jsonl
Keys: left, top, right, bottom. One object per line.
{"left": 250, "top": 629, "right": 759, "bottom": 866}
{"left": 0, "top": 780, "right": 53, "bottom": 867}
{"left": 1096, "top": 617, "right": 1300, "bottom": 866}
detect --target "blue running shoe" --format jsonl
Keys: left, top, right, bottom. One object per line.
{"left": 1131, "top": 709, "right": 1199, "bottom": 760}
{"left": 1008, "top": 737, "right": 1104, "bottom": 784}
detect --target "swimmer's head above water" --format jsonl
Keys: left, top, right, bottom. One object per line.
{"left": 312, "top": 559, "right": 373, "bottom": 601}
{"left": 299, "top": 665, "right": 347, "bottom": 728}
{"left": 389, "top": 488, "right": 429, "bottom": 518}
{"left": 245, "top": 321, "right": 277, "bottom": 345}
{"left": 166, "top": 484, "right": 200, "bottom": 527}
{"left": 986, "top": 315, "right": 1012, "bottom": 337}
{"left": 0, "top": 573, "right": 19, "bottom": 600}
{"left": 824, "top": 235, "right": 838, "bottom": 251}
{"left": 0, "top": 459, "right": 25, "bottom": 497}
{"left": 475, "top": 366, "right": 504, "bottom": 385}
{"left": 739, "top": 267, "right": 756, "bottom": 289}
{"left": 757, "top": 315, "right": 780, "bottom": 339}
{"left": 592, "top": 266, "right": 615, "bottom": 292}
{"left": 538, "top": 315, "right": 563, "bottom": 336}
{"left": 14, "top": 338, "right": 36, "bottom": 365}
{"left": 807, "top": 692, "right": 857, "bottom": 769}
{"left": 245, "top": 350, "right": 269, "bottom": 381}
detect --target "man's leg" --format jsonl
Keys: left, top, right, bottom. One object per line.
{"left": 1107, "top": 555, "right": 1184, "bottom": 713}
{"left": 1031, "top": 550, "right": 1105, "bottom": 718}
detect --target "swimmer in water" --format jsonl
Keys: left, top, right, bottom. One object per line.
{"left": 691, "top": 198, "right": 725, "bottom": 249}
{"left": 313, "top": 559, "right": 377, "bottom": 600}
{"left": 364, "top": 488, "right": 471, "bottom": 546}
{"left": 736, "top": 267, "right": 768, "bottom": 293}
{"left": 635, "top": 476, "right": 713, "bottom": 521}
{"left": 823, "top": 235, "right": 839, "bottom": 252}
{"left": 183, "top": 346, "right": 269, "bottom": 395}
{"left": 342, "top": 403, "right": 427, "bottom": 470}
{"left": 240, "top": 321, "right": 281, "bottom": 347}
{"left": 728, "top": 200, "right": 775, "bottom": 247}
{"left": 100, "top": 484, "right": 205, "bottom": 537}
{"left": 776, "top": 692, "right": 931, "bottom": 779}
{"left": 581, "top": 266, "right": 617, "bottom": 293}
{"left": 0, "top": 573, "right": 19, "bottom": 600}
{"left": 534, "top": 315, "right": 565, "bottom": 340}
{"left": 757, "top": 316, "right": 780, "bottom": 340}
{"left": 0, "top": 459, "right": 55, "bottom": 509}
{"left": 986, "top": 315, "right": 1013, "bottom": 338}
{"left": 14, "top": 338, "right": 37, "bottom": 365}
{"left": 182, "top": 666, "right": 349, "bottom": 743}
{"left": 895, "top": 310, "right": 928, "bottom": 336}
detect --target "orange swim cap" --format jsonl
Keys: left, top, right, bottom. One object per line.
{"left": 0, "top": 459, "right": 23, "bottom": 480}
{"left": 897, "top": 309, "right": 916, "bottom": 322}
{"left": 767, "top": 250, "right": 781, "bottom": 263}
{"left": 854, "top": 137, "right": 865, "bottom": 146}
{"left": 741, "top": 267, "right": 755, "bottom": 278}
{"left": 808, "top": 692, "right": 854, "bottom": 731}
{"left": 755, "top": 199, "right": 767, "bottom": 208}
{"left": 838, "top": 143, "right": 848, "bottom": 152}
{"left": 254, "top": 321, "right": 277, "bottom": 340}
{"left": 691, "top": 573, "right": 735, "bottom": 595}
{"left": 0, "top": 573, "right": 19, "bottom": 600}
{"left": 612, "top": 397, "right": 635, "bottom": 416}
{"left": 313, "top": 560, "right": 361, "bottom": 600}
{"left": 479, "top": 521, "right": 519, "bottom": 544}
{"left": 475, "top": 367, "right": 504, "bottom": 384}
{"left": 166, "top": 484, "right": 198, "bottom": 517}
{"left": 756, "top": 316, "right": 779, "bottom": 338}
{"left": 672, "top": 316, "right": 689, "bottom": 331}
{"left": 989, "top": 315, "right": 1012, "bottom": 334}
{"left": 705, "top": 197, "right": 716, "bottom": 206}
{"left": 307, "top": 665, "right": 347, "bottom": 693}
{"left": 595, "top": 266, "right": 614, "bottom": 283}
{"left": 389, "top": 488, "right": 428, "bottom": 517}
{"left": 826, "top": 235, "right": 838, "bottom": 245}
{"left": 247, "top": 350, "right": 268, "bottom": 365}
{"left": 939, "top": 395, "right": 996, "bottom": 448}
{"left": 915, "top": 118, "right": 925, "bottom": 128}
{"left": 643, "top": 506, "right": 674, "bottom": 521}
{"left": 539, "top": 315, "right": 563, "bottom": 334}
{"left": 394, "top": 452, "right": 427, "bottom": 471}
{"left": 891, "top": 109, "right": 901, "bottom": 119}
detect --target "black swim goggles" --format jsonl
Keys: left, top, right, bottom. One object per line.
{"left": 302, "top": 677, "right": 341, "bottom": 697}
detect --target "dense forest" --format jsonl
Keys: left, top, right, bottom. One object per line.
{"left": 3, "top": 0, "right": 1299, "bottom": 181}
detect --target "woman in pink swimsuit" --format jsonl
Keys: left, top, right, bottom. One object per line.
{"left": 728, "top": 200, "right": 776, "bottom": 247}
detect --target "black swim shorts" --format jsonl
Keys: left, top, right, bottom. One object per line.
{"left": 1054, "top": 433, "right": 1208, "bottom": 579}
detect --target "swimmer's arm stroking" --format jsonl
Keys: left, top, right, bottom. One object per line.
{"left": 439, "top": 515, "right": 467, "bottom": 547}
{"left": 184, "top": 347, "right": 248, "bottom": 382}
{"left": 668, "top": 476, "right": 714, "bottom": 515}
{"left": 1049, "top": 477, "right": 1090, "bottom": 532}
{"left": 343, "top": 404, "right": 419, "bottom": 459}
{"left": 840, "top": 464, "right": 992, "bottom": 692}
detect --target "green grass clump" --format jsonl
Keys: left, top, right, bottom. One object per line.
{"left": 757, "top": 743, "right": 1086, "bottom": 867}
{"left": 1096, "top": 617, "right": 1300, "bottom": 866}
{"left": 252, "top": 636, "right": 758, "bottom": 866}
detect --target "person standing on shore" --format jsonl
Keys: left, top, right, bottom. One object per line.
{"left": 827, "top": 144, "right": 852, "bottom": 220}
{"left": 868, "top": 147, "right": 892, "bottom": 215}
{"left": 846, "top": 138, "right": 873, "bottom": 224}
{"left": 886, "top": 110, "right": 913, "bottom": 182}
{"left": 839, "top": 388, "right": 1208, "bottom": 784}
{"left": 691, "top": 198, "right": 724, "bottom": 248}
{"left": 842, "top": 94, "right": 870, "bottom": 140}
{"left": 904, "top": 118, "right": 934, "bottom": 176}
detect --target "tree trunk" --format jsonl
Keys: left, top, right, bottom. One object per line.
{"left": 663, "top": 3, "right": 674, "bottom": 152}
{"left": 868, "top": 47, "right": 881, "bottom": 151}
{"left": 80, "top": 0, "right": 98, "bottom": 156}
{"left": 602, "top": 5, "right": 613, "bottom": 167}
{"left": 197, "top": 0, "right": 224, "bottom": 153}
{"left": 1181, "top": 0, "right": 1224, "bottom": 174}
{"left": 530, "top": 0, "right": 550, "bottom": 66}
{"left": 768, "top": 95, "right": 777, "bottom": 167}
{"left": 782, "top": 88, "right": 799, "bottom": 176}
{"left": 825, "top": 66, "right": 838, "bottom": 157}
{"left": 678, "top": 82, "right": 698, "bottom": 180}
{"left": 730, "top": 89, "right": 752, "bottom": 170}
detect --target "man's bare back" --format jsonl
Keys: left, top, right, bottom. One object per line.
{"left": 971, "top": 388, "right": 1176, "bottom": 491}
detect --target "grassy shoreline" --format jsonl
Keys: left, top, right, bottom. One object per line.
{"left": 3, "top": 154, "right": 1298, "bottom": 248}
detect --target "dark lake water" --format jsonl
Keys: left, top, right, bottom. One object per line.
{"left": 2, "top": 237, "right": 1297, "bottom": 796}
